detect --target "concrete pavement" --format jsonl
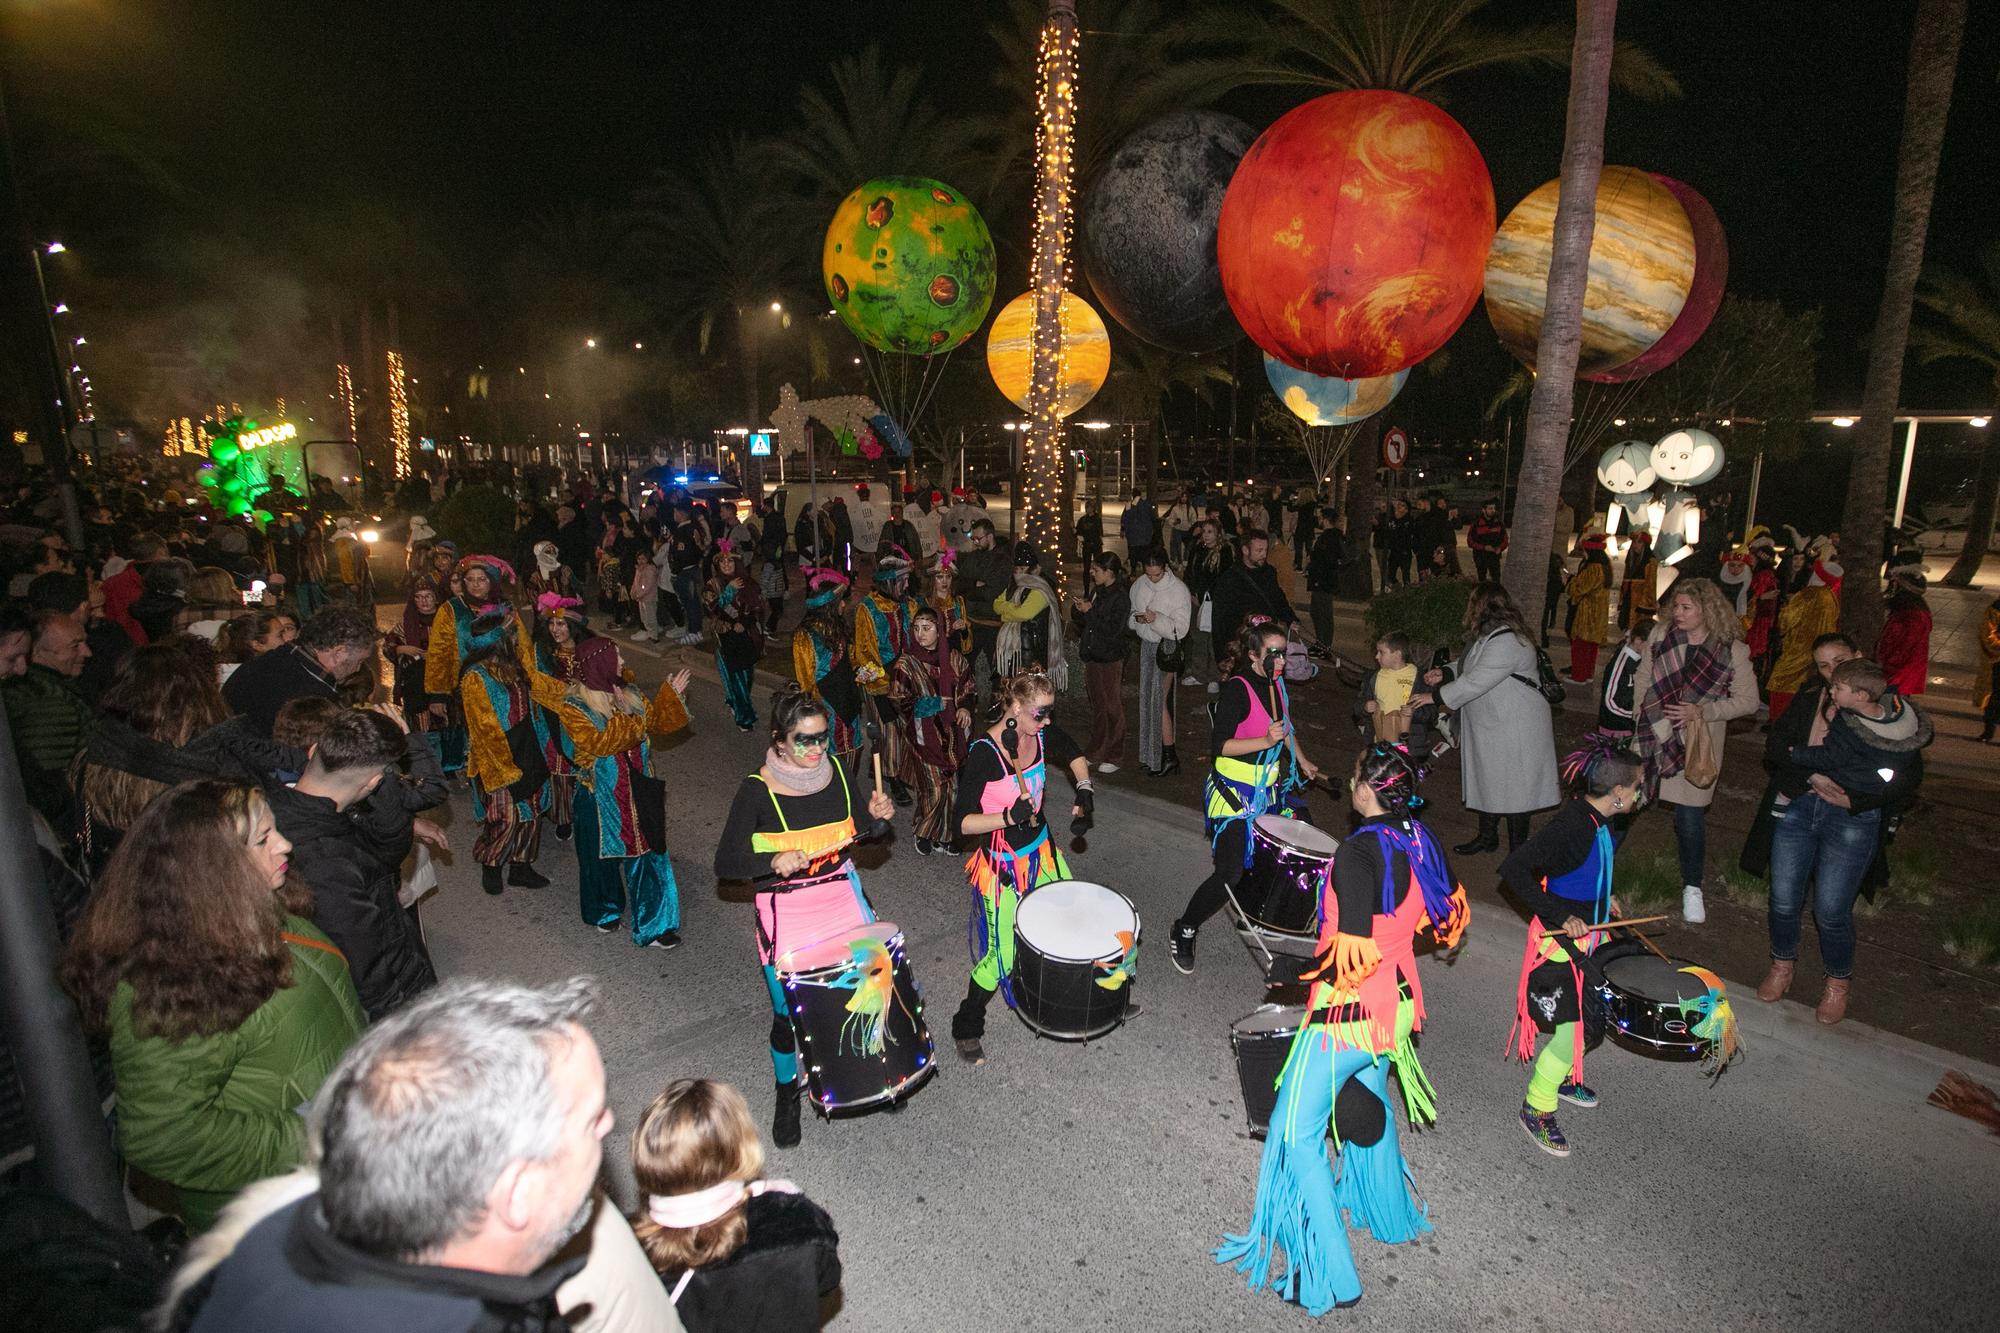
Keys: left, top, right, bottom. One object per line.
{"left": 415, "top": 647, "right": 2000, "bottom": 1333}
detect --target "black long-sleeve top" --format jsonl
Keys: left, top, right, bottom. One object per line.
{"left": 1328, "top": 816, "right": 1408, "bottom": 937}
{"left": 713, "top": 757, "right": 889, "bottom": 885}
{"left": 1498, "top": 798, "right": 1607, "bottom": 931}
{"left": 952, "top": 725, "right": 1084, "bottom": 851}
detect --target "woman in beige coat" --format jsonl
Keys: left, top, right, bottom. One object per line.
{"left": 1632, "top": 577, "right": 1760, "bottom": 924}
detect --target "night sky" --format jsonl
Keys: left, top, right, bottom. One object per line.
{"left": 5, "top": 0, "right": 1997, "bottom": 431}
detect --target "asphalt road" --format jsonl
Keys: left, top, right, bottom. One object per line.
{"left": 420, "top": 648, "right": 2000, "bottom": 1333}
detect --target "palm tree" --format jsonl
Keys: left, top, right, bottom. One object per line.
{"left": 1505, "top": 0, "right": 1619, "bottom": 625}
{"left": 1838, "top": 0, "right": 1968, "bottom": 644}
{"left": 641, "top": 135, "right": 797, "bottom": 445}
{"left": 1911, "top": 247, "right": 2000, "bottom": 586}
{"left": 1183, "top": 0, "right": 1679, "bottom": 102}
{"left": 1100, "top": 338, "right": 1235, "bottom": 502}
{"left": 770, "top": 45, "right": 998, "bottom": 212}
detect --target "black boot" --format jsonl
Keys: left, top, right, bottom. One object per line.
{"left": 888, "top": 777, "right": 913, "bottom": 807}
{"left": 507, "top": 863, "right": 551, "bottom": 889}
{"left": 1453, "top": 813, "right": 1500, "bottom": 856}
{"left": 1506, "top": 813, "right": 1531, "bottom": 852}
{"left": 772, "top": 1080, "right": 802, "bottom": 1148}
{"left": 481, "top": 865, "right": 503, "bottom": 896}
{"left": 1157, "top": 743, "right": 1180, "bottom": 777}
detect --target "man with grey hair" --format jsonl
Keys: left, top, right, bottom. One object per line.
{"left": 161, "top": 977, "right": 677, "bottom": 1332}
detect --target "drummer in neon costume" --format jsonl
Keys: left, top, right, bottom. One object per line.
{"left": 1501, "top": 750, "right": 1643, "bottom": 1158}
{"left": 1171, "top": 619, "right": 1325, "bottom": 972}
{"left": 713, "top": 689, "right": 897, "bottom": 1149}
{"left": 948, "top": 671, "right": 1099, "bottom": 1066}
{"left": 1218, "top": 744, "right": 1468, "bottom": 1315}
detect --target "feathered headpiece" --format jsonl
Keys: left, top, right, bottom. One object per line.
{"left": 803, "top": 564, "right": 850, "bottom": 608}
{"left": 535, "top": 591, "right": 584, "bottom": 620}
{"left": 873, "top": 546, "right": 914, "bottom": 580}
{"left": 455, "top": 553, "right": 517, "bottom": 586}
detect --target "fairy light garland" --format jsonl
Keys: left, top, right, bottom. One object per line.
{"left": 387, "top": 350, "right": 411, "bottom": 479}
{"left": 1022, "top": 2, "right": 1079, "bottom": 594}
{"left": 335, "top": 362, "right": 358, "bottom": 445}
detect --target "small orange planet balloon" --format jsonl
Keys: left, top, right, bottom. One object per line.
{"left": 985, "top": 291, "right": 1112, "bottom": 417}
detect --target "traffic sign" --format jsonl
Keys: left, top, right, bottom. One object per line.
{"left": 1382, "top": 427, "right": 1410, "bottom": 470}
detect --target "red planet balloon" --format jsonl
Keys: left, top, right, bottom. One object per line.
{"left": 1218, "top": 90, "right": 1494, "bottom": 379}
{"left": 1586, "top": 174, "right": 1728, "bottom": 383}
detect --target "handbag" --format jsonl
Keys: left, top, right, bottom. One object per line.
{"left": 1155, "top": 636, "right": 1185, "bottom": 673}
{"left": 1197, "top": 594, "right": 1213, "bottom": 633}
{"left": 1496, "top": 628, "right": 1567, "bottom": 706}
{"left": 1681, "top": 715, "right": 1720, "bottom": 789}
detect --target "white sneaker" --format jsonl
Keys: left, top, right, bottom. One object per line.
{"left": 1682, "top": 885, "right": 1707, "bottom": 924}
{"left": 1097, "top": 762, "right": 1119, "bottom": 774}
{"left": 1206, "top": 681, "right": 1220, "bottom": 695}
{"left": 630, "top": 630, "right": 657, "bottom": 642}
{"left": 677, "top": 631, "right": 702, "bottom": 646}
{"left": 1180, "top": 675, "right": 1200, "bottom": 686}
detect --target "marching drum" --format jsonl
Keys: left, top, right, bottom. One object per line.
{"left": 1238, "top": 814, "right": 1338, "bottom": 937}
{"left": 1011, "top": 879, "right": 1140, "bottom": 1040}
{"left": 1229, "top": 1004, "right": 1306, "bottom": 1136}
{"left": 776, "top": 922, "right": 935, "bottom": 1112}
{"left": 1594, "top": 941, "right": 1711, "bottom": 1059}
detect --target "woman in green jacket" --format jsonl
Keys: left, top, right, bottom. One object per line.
{"left": 62, "top": 780, "right": 366, "bottom": 1230}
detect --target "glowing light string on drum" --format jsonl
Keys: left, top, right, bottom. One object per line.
{"left": 1021, "top": 0, "right": 1080, "bottom": 593}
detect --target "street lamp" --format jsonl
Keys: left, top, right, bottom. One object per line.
{"left": 770, "top": 300, "right": 783, "bottom": 313}
{"left": 1812, "top": 411, "right": 1996, "bottom": 528}
{"left": 584, "top": 337, "right": 598, "bottom": 349}
{"left": 42, "top": 240, "right": 62, "bottom": 254}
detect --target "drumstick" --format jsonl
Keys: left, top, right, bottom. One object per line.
{"left": 1621, "top": 926, "right": 1675, "bottom": 964}
{"left": 873, "top": 752, "right": 884, "bottom": 797}
{"left": 1586, "top": 914, "right": 1670, "bottom": 932}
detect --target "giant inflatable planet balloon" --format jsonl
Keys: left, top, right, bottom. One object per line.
{"left": 1082, "top": 111, "right": 1255, "bottom": 354}
{"left": 1217, "top": 90, "right": 1494, "bottom": 380}
{"left": 1591, "top": 175, "right": 1728, "bottom": 383}
{"left": 1652, "top": 428, "right": 1724, "bottom": 484}
{"left": 1263, "top": 353, "right": 1407, "bottom": 427}
{"left": 1484, "top": 166, "right": 1696, "bottom": 378}
{"left": 1596, "top": 439, "right": 1658, "bottom": 494}
{"left": 986, "top": 290, "right": 1112, "bottom": 417}
{"left": 823, "top": 177, "right": 997, "bottom": 356}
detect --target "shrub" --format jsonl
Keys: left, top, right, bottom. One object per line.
{"left": 432, "top": 485, "right": 517, "bottom": 566}
{"left": 1944, "top": 908, "right": 2000, "bottom": 968}
{"left": 1365, "top": 578, "right": 1473, "bottom": 662}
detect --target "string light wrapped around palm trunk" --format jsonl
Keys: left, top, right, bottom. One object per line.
{"left": 1022, "top": 0, "right": 1080, "bottom": 595}
{"left": 387, "top": 350, "right": 411, "bottom": 479}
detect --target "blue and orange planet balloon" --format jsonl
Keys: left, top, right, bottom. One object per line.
{"left": 1263, "top": 353, "right": 1407, "bottom": 427}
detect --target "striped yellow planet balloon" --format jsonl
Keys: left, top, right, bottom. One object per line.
{"left": 985, "top": 290, "right": 1112, "bottom": 417}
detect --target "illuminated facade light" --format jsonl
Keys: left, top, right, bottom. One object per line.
{"left": 387, "top": 349, "right": 412, "bottom": 479}
{"left": 335, "top": 363, "right": 358, "bottom": 443}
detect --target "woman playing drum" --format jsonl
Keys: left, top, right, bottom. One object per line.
{"left": 1217, "top": 745, "right": 1467, "bottom": 1315}
{"left": 1501, "top": 751, "right": 1642, "bottom": 1158}
{"left": 948, "top": 672, "right": 1096, "bottom": 1065}
{"left": 1170, "top": 619, "right": 1324, "bottom": 973}
{"left": 713, "top": 690, "right": 897, "bottom": 1149}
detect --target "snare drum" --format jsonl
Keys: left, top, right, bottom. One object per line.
{"left": 777, "top": 922, "right": 935, "bottom": 1112}
{"left": 1229, "top": 1004, "right": 1306, "bottom": 1136}
{"left": 1238, "top": 815, "right": 1338, "bottom": 937}
{"left": 1011, "top": 880, "right": 1140, "bottom": 1039}
{"left": 1596, "top": 943, "right": 1711, "bottom": 1059}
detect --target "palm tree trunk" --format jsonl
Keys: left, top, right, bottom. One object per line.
{"left": 1504, "top": 0, "right": 1618, "bottom": 630}
{"left": 1339, "top": 416, "right": 1381, "bottom": 597}
{"left": 1840, "top": 0, "right": 1966, "bottom": 640}
{"left": 1945, "top": 401, "right": 2000, "bottom": 585}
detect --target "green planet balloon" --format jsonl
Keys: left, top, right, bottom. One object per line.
{"left": 218, "top": 474, "right": 245, "bottom": 496}
{"left": 210, "top": 437, "right": 240, "bottom": 465}
{"left": 226, "top": 496, "right": 252, "bottom": 516}
{"left": 823, "top": 177, "right": 996, "bottom": 355}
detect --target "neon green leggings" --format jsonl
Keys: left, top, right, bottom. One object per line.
{"left": 1524, "top": 1023, "right": 1577, "bottom": 1113}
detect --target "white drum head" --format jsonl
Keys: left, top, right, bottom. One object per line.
{"left": 1255, "top": 814, "right": 1338, "bottom": 858}
{"left": 778, "top": 921, "right": 903, "bottom": 976}
{"left": 1231, "top": 1004, "right": 1307, "bottom": 1037}
{"left": 1015, "top": 881, "right": 1137, "bottom": 962}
